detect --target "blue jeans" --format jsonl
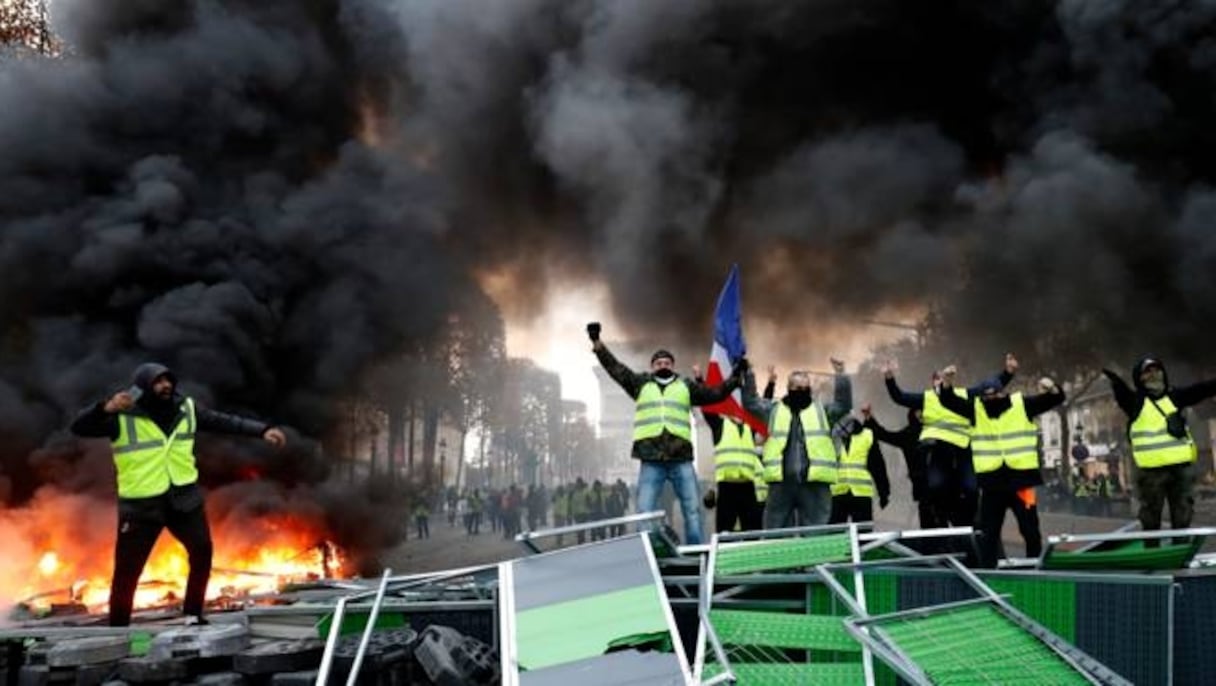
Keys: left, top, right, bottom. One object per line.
{"left": 636, "top": 461, "right": 704, "bottom": 545}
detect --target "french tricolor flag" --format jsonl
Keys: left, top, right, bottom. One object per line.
{"left": 702, "top": 264, "right": 768, "bottom": 436}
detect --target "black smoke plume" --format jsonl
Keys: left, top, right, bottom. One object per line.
{"left": 4, "top": 0, "right": 1216, "bottom": 511}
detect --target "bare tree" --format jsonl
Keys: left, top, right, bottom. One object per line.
{"left": 0, "top": 0, "right": 58, "bottom": 56}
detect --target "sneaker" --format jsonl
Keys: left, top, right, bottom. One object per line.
{"left": 183, "top": 615, "right": 209, "bottom": 626}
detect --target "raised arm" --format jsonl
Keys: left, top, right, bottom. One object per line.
{"left": 592, "top": 341, "right": 648, "bottom": 399}
{"left": 824, "top": 363, "right": 853, "bottom": 425}
{"left": 1023, "top": 382, "right": 1066, "bottom": 418}
{"left": 965, "top": 353, "right": 1019, "bottom": 396}
{"left": 197, "top": 406, "right": 271, "bottom": 438}
{"left": 741, "top": 367, "right": 775, "bottom": 419}
{"left": 1101, "top": 368, "right": 1140, "bottom": 416}
{"left": 1170, "top": 377, "right": 1216, "bottom": 409}
{"left": 884, "top": 375, "right": 924, "bottom": 409}
{"left": 688, "top": 362, "right": 743, "bottom": 406}
{"left": 937, "top": 383, "right": 975, "bottom": 422}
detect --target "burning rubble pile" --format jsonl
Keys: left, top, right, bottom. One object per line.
{"left": 0, "top": 485, "right": 358, "bottom": 623}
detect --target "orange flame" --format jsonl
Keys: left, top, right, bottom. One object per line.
{"left": 1, "top": 488, "right": 348, "bottom": 617}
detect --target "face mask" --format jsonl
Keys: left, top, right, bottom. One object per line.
{"left": 654, "top": 368, "right": 675, "bottom": 380}
{"left": 786, "top": 389, "right": 811, "bottom": 409}
{"left": 1144, "top": 377, "right": 1166, "bottom": 394}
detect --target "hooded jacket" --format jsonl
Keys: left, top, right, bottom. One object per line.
{"left": 71, "top": 363, "right": 272, "bottom": 445}
{"left": 1103, "top": 358, "right": 1216, "bottom": 423}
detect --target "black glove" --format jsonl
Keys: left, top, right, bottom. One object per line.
{"left": 702, "top": 489, "right": 717, "bottom": 509}
{"left": 734, "top": 356, "right": 750, "bottom": 373}
{"left": 879, "top": 495, "right": 889, "bottom": 509}
{"left": 586, "top": 322, "right": 602, "bottom": 342}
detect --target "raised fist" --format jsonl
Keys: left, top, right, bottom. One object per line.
{"left": 104, "top": 392, "right": 136, "bottom": 414}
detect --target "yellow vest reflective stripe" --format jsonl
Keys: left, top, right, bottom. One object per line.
{"left": 111, "top": 398, "right": 198, "bottom": 499}
{"left": 1130, "top": 396, "right": 1197, "bottom": 468}
{"left": 633, "top": 380, "right": 692, "bottom": 442}
{"left": 831, "top": 428, "right": 876, "bottom": 497}
{"left": 971, "top": 393, "right": 1039, "bottom": 473}
{"left": 714, "top": 419, "right": 759, "bottom": 482}
{"left": 920, "top": 387, "right": 972, "bottom": 448}
{"left": 762, "top": 403, "right": 838, "bottom": 484}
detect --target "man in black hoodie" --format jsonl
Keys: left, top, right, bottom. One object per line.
{"left": 1103, "top": 358, "right": 1216, "bottom": 536}
{"left": 940, "top": 376, "right": 1064, "bottom": 567}
{"left": 71, "top": 363, "right": 286, "bottom": 626}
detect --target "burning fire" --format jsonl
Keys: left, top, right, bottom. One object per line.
{"left": 1, "top": 488, "right": 349, "bottom": 619}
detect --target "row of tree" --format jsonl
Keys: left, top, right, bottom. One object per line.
{"left": 331, "top": 293, "right": 597, "bottom": 492}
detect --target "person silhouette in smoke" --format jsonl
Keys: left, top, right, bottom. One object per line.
{"left": 71, "top": 363, "right": 286, "bottom": 626}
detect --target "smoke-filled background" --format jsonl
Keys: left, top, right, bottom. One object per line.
{"left": 3, "top": 0, "right": 1216, "bottom": 571}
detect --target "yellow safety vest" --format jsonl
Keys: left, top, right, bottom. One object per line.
{"left": 920, "top": 387, "right": 972, "bottom": 448}
{"left": 714, "top": 419, "right": 759, "bottom": 482}
{"left": 831, "top": 428, "right": 876, "bottom": 497}
{"left": 1130, "top": 396, "right": 1197, "bottom": 468}
{"left": 971, "top": 393, "right": 1039, "bottom": 473}
{"left": 762, "top": 403, "right": 837, "bottom": 484}
{"left": 633, "top": 380, "right": 692, "bottom": 442}
{"left": 111, "top": 398, "right": 198, "bottom": 499}
{"left": 569, "top": 489, "right": 589, "bottom": 517}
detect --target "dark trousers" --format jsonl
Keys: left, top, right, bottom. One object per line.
{"left": 715, "top": 481, "right": 761, "bottom": 533}
{"left": 923, "top": 441, "right": 977, "bottom": 527}
{"left": 110, "top": 493, "right": 212, "bottom": 626}
{"left": 764, "top": 482, "right": 832, "bottom": 529}
{"left": 829, "top": 494, "right": 873, "bottom": 524}
{"left": 1136, "top": 463, "right": 1196, "bottom": 543}
{"left": 977, "top": 488, "right": 1041, "bottom": 568}
{"left": 915, "top": 499, "right": 937, "bottom": 528}
{"left": 415, "top": 515, "right": 430, "bottom": 539}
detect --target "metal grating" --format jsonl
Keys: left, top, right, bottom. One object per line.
{"left": 702, "top": 660, "right": 865, "bottom": 685}
{"left": 1075, "top": 579, "right": 1170, "bottom": 686}
{"left": 708, "top": 609, "right": 858, "bottom": 652}
{"left": 714, "top": 535, "right": 852, "bottom": 575}
{"left": 1174, "top": 575, "right": 1216, "bottom": 686}
{"left": 878, "top": 603, "right": 1091, "bottom": 685}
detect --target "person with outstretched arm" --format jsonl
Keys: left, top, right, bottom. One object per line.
{"left": 939, "top": 375, "right": 1064, "bottom": 568}
{"left": 588, "top": 323, "right": 743, "bottom": 545}
{"left": 1103, "top": 358, "right": 1216, "bottom": 539}
{"left": 71, "top": 363, "right": 286, "bottom": 626}
{"left": 881, "top": 354, "right": 1017, "bottom": 529}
